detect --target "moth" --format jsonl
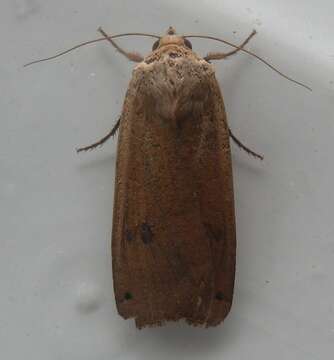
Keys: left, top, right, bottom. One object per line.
{"left": 25, "top": 26, "right": 310, "bottom": 328}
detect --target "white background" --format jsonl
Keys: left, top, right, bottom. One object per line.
{"left": 1, "top": 0, "right": 334, "bottom": 359}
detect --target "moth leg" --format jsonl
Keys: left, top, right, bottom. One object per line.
{"left": 204, "top": 30, "right": 256, "bottom": 61}
{"left": 76, "top": 117, "right": 121, "bottom": 153}
{"left": 228, "top": 128, "right": 263, "bottom": 160}
{"left": 98, "top": 27, "right": 144, "bottom": 63}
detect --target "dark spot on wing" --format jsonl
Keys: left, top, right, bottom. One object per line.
{"left": 125, "top": 229, "right": 133, "bottom": 242}
{"left": 141, "top": 222, "right": 153, "bottom": 244}
{"left": 215, "top": 292, "right": 224, "bottom": 301}
{"left": 124, "top": 292, "right": 133, "bottom": 300}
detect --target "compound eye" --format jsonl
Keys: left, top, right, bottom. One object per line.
{"left": 184, "top": 38, "right": 192, "bottom": 49}
{"left": 152, "top": 40, "right": 160, "bottom": 51}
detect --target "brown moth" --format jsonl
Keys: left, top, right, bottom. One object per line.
{"left": 112, "top": 31, "right": 238, "bottom": 329}
{"left": 25, "top": 26, "right": 310, "bottom": 328}
{"left": 87, "top": 27, "right": 260, "bottom": 328}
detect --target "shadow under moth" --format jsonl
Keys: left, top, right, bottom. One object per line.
{"left": 25, "top": 26, "right": 310, "bottom": 328}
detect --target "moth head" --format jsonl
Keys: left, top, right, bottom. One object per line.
{"left": 152, "top": 27, "right": 192, "bottom": 51}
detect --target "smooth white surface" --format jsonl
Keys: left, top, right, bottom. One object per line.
{"left": 1, "top": 1, "right": 334, "bottom": 359}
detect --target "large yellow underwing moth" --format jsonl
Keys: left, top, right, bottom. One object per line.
{"left": 25, "top": 26, "right": 310, "bottom": 328}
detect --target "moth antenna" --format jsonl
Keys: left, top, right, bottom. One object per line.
{"left": 184, "top": 34, "right": 312, "bottom": 91}
{"left": 24, "top": 32, "right": 160, "bottom": 67}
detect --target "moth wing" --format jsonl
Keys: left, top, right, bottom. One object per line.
{"left": 112, "top": 56, "right": 235, "bottom": 328}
